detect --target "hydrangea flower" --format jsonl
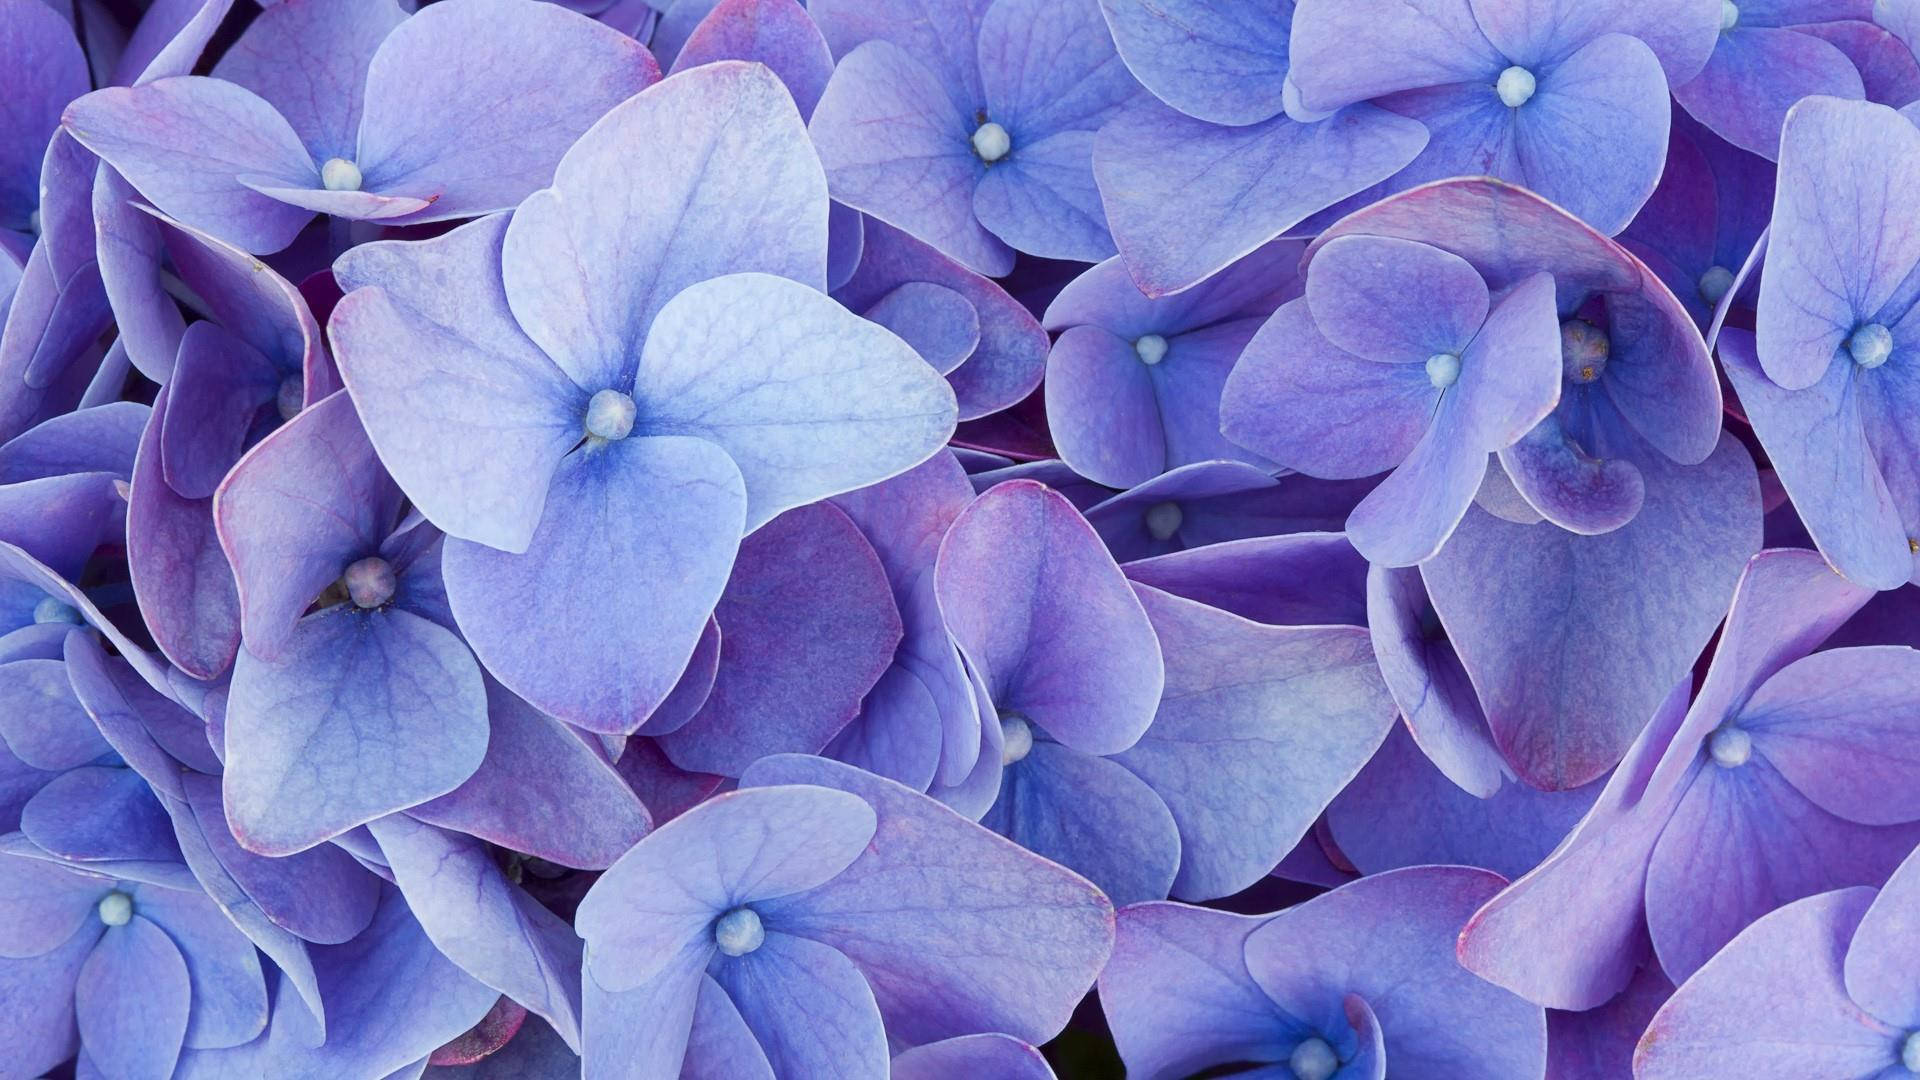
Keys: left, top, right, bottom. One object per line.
{"left": 63, "top": 0, "right": 660, "bottom": 254}
{"left": 1460, "top": 548, "right": 1920, "bottom": 1010}
{"left": 1100, "top": 866, "right": 1547, "bottom": 1079}
{"left": 1300, "top": 178, "right": 1758, "bottom": 789}
{"left": 0, "top": 844, "right": 267, "bottom": 1079}
{"left": 1044, "top": 241, "right": 1300, "bottom": 488}
{"left": 1634, "top": 843, "right": 1920, "bottom": 1078}
{"left": 1728, "top": 95, "right": 1920, "bottom": 589}
{"left": 574, "top": 756, "right": 1114, "bottom": 1078}
{"left": 1222, "top": 235, "right": 1562, "bottom": 566}
{"left": 328, "top": 62, "right": 957, "bottom": 734}
{"left": 809, "top": 0, "right": 1143, "bottom": 273}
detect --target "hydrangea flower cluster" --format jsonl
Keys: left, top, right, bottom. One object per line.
{"left": 1, "top": 0, "right": 1918, "bottom": 1076}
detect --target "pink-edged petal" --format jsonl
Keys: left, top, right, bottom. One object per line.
{"left": 442, "top": 435, "right": 744, "bottom": 735}
{"left": 671, "top": 0, "right": 835, "bottom": 119}
{"left": 62, "top": 77, "right": 317, "bottom": 253}
{"left": 1635, "top": 888, "right": 1901, "bottom": 1079}
{"left": 354, "top": 0, "right": 660, "bottom": 221}
{"left": 502, "top": 61, "right": 824, "bottom": 393}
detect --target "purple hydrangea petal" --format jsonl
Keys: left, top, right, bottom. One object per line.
{"left": 891, "top": 1033, "right": 1055, "bottom": 1080}
{"left": 1740, "top": 646, "right": 1920, "bottom": 825}
{"left": 740, "top": 754, "right": 1115, "bottom": 1048}
{"left": 1304, "top": 234, "right": 1489, "bottom": 363}
{"left": 502, "top": 61, "right": 825, "bottom": 394}
{"left": 981, "top": 738, "right": 1181, "bottom": 905}
{"left": 132, "top": 884, "right": 269, "bottom": 1050}
{"left": 1097, "top": 0, "right": 1292, "bottom": 125}
{"left": 77, "top": 913, "right": 193, "bottom": 1080}
{"left": 580, "top": 937, "right": 710, "bottom": 1079}
{"left": 20, "top": 765, "right": 180, "bottom": 863}
{"left": 1675, "top": 25, "right": 1865, "bottom": 159}
{"left": 671, "top": 0, "right": 835, "bottom": 119}
{"left": 1467, "top": 0, "right": 1719, "bottom": 84}
{"left": 707, "top": 932, "right": 889, "bottom": 1078}
{"left": 353, "top": 0, "right": 660, "bottom": 221}
{"left": 1124, "top": 532, "right": 1370, "bottom": 628}
{"left": 0, "top": 656, "right": 109, "bottom": 771}
{"left": 1364, "top": 564, "right": 1507, "bottom": 796}
{"left": 63, "top": 76, "right": 319, "bottom": 253}
{"left": 0, "top": 916, "right": 92, "bottom": 1075}
{"left": 640, "top": 617, "right": 723, "bottom": 737}
{"left": 1085, "top": 463, "right": 1366, "bottom": 563}
{"left": 209, "top": 0, "right": 404, "bottom": 163}
{"left": 1845, "top": 843, "right": 1920, "bottom": 1027}
{"left": 441, "top": 435, "right": 745, "bottom": 734}
{"left": 0, "top": 0, "right": 88, "bottom": 228}
{"left": 0, "top": 847, "right": 106, "bottom": 957}
{"left": 682, "top": 973, "right": 774, "bottom": 1080}
{"left": 659, "top": 503, "right": 900, "bottom": 776}
{"left": 1287, "top": 0, "right": 1500, "bottom": 117}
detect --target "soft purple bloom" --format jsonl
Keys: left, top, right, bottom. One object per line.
{"left": 1461, "top": 548, "right": 1920, "bottom": 1010}
{"left": 1635, "top": 843, "right": 1920, "bottom": 1078}
{"left": 328, "top": 62, "right": 956, "bottom": 735}
{"left": 1043, "top": 240, "right": 1300, "bottom": 488}
{"left": 1735, "top": 95, "right": 1920, "bottom": 589}
{"left": 0, "top": 843, "right": 267, "bottom": 1079}
{"left": 63, "top": 0, "right": 660, "bottom": 254}
{"left": 1100, "top": 866, "right": 1547, "bottom": 1079}
{"left": 574, "top": 756, "right": 1114, "bottom": 1078}
{"left": 809, "top": 0, "right": 1143, "bottom": 273}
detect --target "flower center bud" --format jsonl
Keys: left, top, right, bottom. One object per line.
{"left": 320, "top": 157, "right": 363, "bottom": 192}
{"left": 713, "top": 906, "right": 764, "bottom": 957}
{"left": 1496, "top": 66, "right": 1537, "bottom": 108}
{"left": 1000, "top": 713, "right": 1034, "bottom": 765}
{"left": 27, "top": 209, "right": 40, "bottom": 236}
{"left": 1561, "top": 319, "right": 1610, "bottom": 383}
{"left": 1425, "top": 351, "right": 1461, "bottom": 388}
{"left": 97, "top": 890, "right": 133, "bottom": 926}
{"left": 1708, "top": 726, "right": 1751, "bottom": 768}
{"left": 1145, "top": 501, "right": 1184, "bottom": 541}
{"left": 32, "top": 596, "right": 82, "bottom": 624}
{"left": 1903, "top": 1030, "right": 1920, "bottom": 1073}
{"left": 1848, "top": 323, "right": 1893, "bottom": 369}
{"left": 1134, "top": 334, "right": 1169, "bottom": 365}
{"left": 1698, "top": 265, "right": 1734, "bottom": 305}
{"left": 971, "top": 121, "right": 1011, "bottom": 163}
{"left": 277, "top": 375, "right": 304, "bottom": 421}
{"left": 1289, "top": 1036, "right": 1339, "bottom": 1080}
{"left": 584, "top": 389, "right": 637, "bottom": 440}
{"left": 1720, "top": 1, "right": 1740, "bottom": 31}
{"left": 341, "top": 556, "right": 396, "bottom": 609}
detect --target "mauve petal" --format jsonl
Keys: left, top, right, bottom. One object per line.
{"left": 671, "top": 0, "right": 835, "bottom": 119}
{"left": 1364, "top": 565, "right": 1507, "bottom": 796}
{"left": 1675, "top": 26, "right": 1865, "bottom": 159}
{"left": 1739, "top": 646, "right": 1920, "bottom": 825}
{"left": 62, "top": 77, "right": 317, "bottom": 253}
{"left": 892, "top": 1033, "right": 1054, "bottom": 1079}
{"left": 861, "top": 281, "right": 980, "bottom": 376}
{"left": 1846, "top": 845, "right": 1920, "bottom": 1028}
{"left": 354, "top": 0, "right": 660, "bottom": 221}
{"left": 1124, "top": 532, "right": 1370, "bottom": 628}
{"left": 0, "top": 401, "right": 146, "bottom": 483}
{"left": 1306, "top": 234, "right": 1489, "bottom": 363}
{"left": 660, "top": 503, "right": 901, "bottom": 776}
{"left": 0, "top": 0, "right": 87, "bottom": 223}
{"left": 126, "top": 386, "right": 242, "bottom": 674}
{"left": 1634, "top": 888, "right": 1900, "bottom": 1079}
{"left": 1097, "top": 0, "right": 1292, "bottom": 125}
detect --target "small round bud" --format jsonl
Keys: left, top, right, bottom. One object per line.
{"left": 1902, "top": 1030, "right": 1920, "bottom": 1073}
{"left": 1134, "top": 334, "right": 1170, "bottom": 366}
{"left": 1720, "top": 1, "right": 1740, "bottom": 31}
{"left": 1496, "top": 66, "right": 1537, "bottom": 108}
{"left": 320, "top": 158, "right": 363, "bottom": 192}
{"left": 1708, "top": 726, "right": 1752, "bottom": 769}
{"left": 277, "top": 375, "right": 304, "bottom": 421}
{"left": 713, "top": 907, "right": 765, "bottom": 957}
{"left": 1145, "top": 501, "right": 1184, "bottom": 541}
{"left": 584, "top": 389, "right": 637, "bottom": 440}
{"left": 971, "top": 121, "right": 1012, "bottom": 163}
{"left": 1288, "top": 1036, "right": 1339, "bottom": 1080}
{"left": 1000, "top": 714, "right": 1034, "bottom": 765}
{"left": 342, "top": 557, "right": 397, "bottom": 609}
{"left": 33, "top": 596, "right": 82, "bottom": 624}
{"left": 1426, "top": 351, "right": 1462, "bottom": 388}
{"left": 1848, "top": 323, "right": 1894, "bottom": 369}
{"left": 98, "top": 890, "right": 133, "bottom": 926}
{"left": 1698, "top": 265, "right": 1734, "bottom": 305}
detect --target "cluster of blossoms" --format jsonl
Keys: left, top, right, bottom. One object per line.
{"left": 2, "top": 0, "right": 1919, "bottom": 1076}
